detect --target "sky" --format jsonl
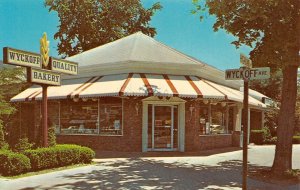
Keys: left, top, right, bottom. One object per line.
{"left": 0, "top": 0, "right": 252, "bottom": 71}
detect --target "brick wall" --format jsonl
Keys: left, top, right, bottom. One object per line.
{"left": 185, "top": 100, "right": 237, "bottom": 151}
{"left": 184, "top": 100, "right": 200, "bottom": 151}
{"left": 57, "top": 97, "right": 143, "bottom": 151}
{"left": 194, "top": 134, "right": 233, "bottom": 150}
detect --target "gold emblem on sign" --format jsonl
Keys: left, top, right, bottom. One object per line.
{"left": 40, "top": 32, "right": 50, "bottom": 68}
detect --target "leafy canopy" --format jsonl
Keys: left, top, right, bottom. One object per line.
{"left": 0, "top": 67, "right": 26, "bottom": 148}
{"left": 45, "top": 0, "right": 162, "bottom": 57}
{"left": 193, "top": 0, "right": 299, "bottom": 70}
{"left": 0, "top": 67, "right": 25, "bottom": 116}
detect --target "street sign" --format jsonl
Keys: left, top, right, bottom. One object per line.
{"left": 50, "top": 57, "right": 78, "bottom": 75}
{"left": 3, "top": 47, "right": 41, "bottom": 68}
{"left": 240, "top": 53, "right": 252, "bottom": 68}
{"left": 28, "top": 68, "right": 61, "bottom": 86}
{"left": 225, "top": 67, "right": 270, "bottom": 80}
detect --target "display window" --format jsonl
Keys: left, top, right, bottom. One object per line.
{"left": 199, "top": 105, "right": 209, "bottom": 135}
{"left": 210, "top": 104, "right": 227, "bottom": 134}
{"left": 52, "top": 97, "right": 123, "bottom": 136}
{"left": 99, "top": 98, "right": 122, "bottom": 135}
{"left": 199, "top": 102, "right": 230, "bottom": 135}
{"left": 60, "top": 100, "right": 99, "bottom": 134}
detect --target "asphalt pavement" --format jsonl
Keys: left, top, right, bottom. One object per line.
{"left": 0, "top": 145, "right": 299, "bottom": 190}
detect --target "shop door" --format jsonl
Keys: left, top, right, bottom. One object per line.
{"left": 151, "top": 105, "right": 177, "bottom": 151}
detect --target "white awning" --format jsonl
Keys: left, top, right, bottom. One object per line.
{"left": 11, "top": 73, "right": 266, "bottom": 107}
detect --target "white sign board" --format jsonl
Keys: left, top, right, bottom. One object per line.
{"left": 28, "top": 68, "right": 61, "bottom": 86}
{"left": 50, "top": 57, "right": 78, "bottom": 75}
{"left": 240, "top": 53, "right": 252, "bottom": 68}
{"left": 225, "top": 67, "right": 270, "bottom": 80}
{"left": 3, "top": 47, "right": 41, "bottom": 68}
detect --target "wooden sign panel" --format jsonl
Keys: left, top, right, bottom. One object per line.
{"left": 28, "top": 67, "right": 61, "bottom": 86}
{"left": 3, "top": 47, "right": 41, "bottom": 68}
{"left": 50, "top": 57, "right": 78, "bottom": 75}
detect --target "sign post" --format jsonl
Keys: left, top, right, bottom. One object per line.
{"left": 225, "top": 54, "right": 270, "bottom": 190}
{"left": 2, "top": 33, "right": 78, "bottom": 147}
{"left": 242, "top": 67, "right": 249, "bottom": 190}
{"left": 40, "top": 33, "right": 50, "bottom": 147}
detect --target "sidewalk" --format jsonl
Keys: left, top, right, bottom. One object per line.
{"left": 0, "top": 145, "right": 299, "bottom": 190}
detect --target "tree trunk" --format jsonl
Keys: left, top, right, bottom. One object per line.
{"left": 272, "top": 65, "right": 298, "bottom": 175}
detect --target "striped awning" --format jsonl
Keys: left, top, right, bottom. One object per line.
{"left": 11, "top": 73, "right": 265, "bottom": 107}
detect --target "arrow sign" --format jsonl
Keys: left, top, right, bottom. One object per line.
{"left": 225, "top": 67, "right": 270, "bottom": 80}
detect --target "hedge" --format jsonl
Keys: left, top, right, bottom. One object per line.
{"left": 0, "top": 150, "right": 31, "bottom": 176}
{"left": 24, "top": 144, "right": 95, "bottom": 171}
{"left": 293, "top": 136, "right": 300, "bottom": 144}
{"left": 250, "top": 130, "right": 264, "bottom": 145}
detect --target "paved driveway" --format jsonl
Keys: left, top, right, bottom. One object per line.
{"left": 0, "top": 145, "right": 299, "bottom": 190}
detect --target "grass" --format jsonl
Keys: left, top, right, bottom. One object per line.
{"left": 0, "top": 162, "right": 95, "bottom": 179}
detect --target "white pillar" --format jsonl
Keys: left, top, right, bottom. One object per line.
{"left": 234, "top": 104, "right": 243, "bottom": 131}
{"left": 178, "top": 103, "right": 185, "bottom": 152}
{"left": 248, "top": 108, "right": 251, "bottom": 144}
{"left": 225, "top": 105, "right": 229, "bottom": 133}
{"left": 142, "top": 102, "right": 148, "bottom": 152}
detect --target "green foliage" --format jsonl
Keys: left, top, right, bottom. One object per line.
{"left": 24, "top": 144, "right": 95, "bottom": 171}
{"left": 193, "top": 0, "right": 299, "bottom": 68}
{"left": 48, "top": 124, "right": 56, "bottom": 147}
{"left": 0, "top": 67, "right": 28, "bottom": 148}
{"left": 14, "top": 138, "right": 34, "bottom": 153}
{"left": 0, "top": 121, "right": 6, "bottom": 148}
{"left": 262, "top": 127, "right": 277, "bottom": 144}
{"left": 0, "top": 150, "right": 31, "bottom": 176}
{"left": 292, "top": 136, "right": 300, "bottom": 144}
{"left": 250, "top": 130, "right": 263, "bottom": 145}
{"left": 45, "top": 0, "right": 162, "bottom": 57}
{"left": 192, "top": 0, "right": 299, "bottom": 173}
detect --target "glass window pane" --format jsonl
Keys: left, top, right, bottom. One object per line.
{"left": 99, "top": 98, "right": 122, "bottom": 135}
{"left": 60, "top": 100, "right": 99, "bottom": 134}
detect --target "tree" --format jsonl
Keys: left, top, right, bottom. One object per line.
{"left": 0, "top": 67, "right": 27, "bottom": 149}
{"left": 193, "top": 0, "right": 299, "bottom": 175}
{"left": 45, "top": 0, "right": 162, "bottom": 57}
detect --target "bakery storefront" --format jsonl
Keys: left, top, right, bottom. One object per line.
{"left": 11, "top": 32, "right": 267, "bottom": 152}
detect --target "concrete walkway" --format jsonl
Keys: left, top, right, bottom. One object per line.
{"left": 0, "top": 145, "right": 299, "bottom": 190}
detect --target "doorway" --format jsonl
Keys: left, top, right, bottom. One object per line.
{"left": 147, "top": 105, "right": 178, "bottom": 151}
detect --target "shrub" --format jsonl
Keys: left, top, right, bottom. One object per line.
{"left": 0, "top": 122, "right": 9, "bottom": 150}
{"left": 24, "top": 147, "right": 58, "bottom": 171}
{"left": 14, "top": 137, "right": 34, "bottom": 153}
{"left": 24, "top": 144, "right": 95, "bottom": 171}
{"left": 48, "top": 124, "right": 56, "bottom": 147}
{"left": 264, "top": 136, "right": 277, "bottom": 144}
{"left": 0, "top": 150, "right": 31, "bottom": 176}
{"left": 0, "top": 142, "right": 9, "bottom": 150}
{"left": 292, "top": 136, "right": 300, "bottom": 144}
{"left": 250, "top": 130, "right": 264, "bottom": 145}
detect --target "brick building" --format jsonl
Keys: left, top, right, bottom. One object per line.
{"left": 11, "top": 32, "right": 268, "bottom": 152}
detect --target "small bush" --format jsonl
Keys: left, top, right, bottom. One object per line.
{"left": 0, "top": 142, "right": 9, "bottom": 150}
{"left": 14, "top": 137, "right": 34, "bottom": 153}
{"left": 0, "top": 150, "right": 31, "bottom": 176}
{"left": 24, "top": 144, "right": 95, "bottom": 171}
{"left": 292, "top": 136, "right": 300, "bottom": 144}
{"left": 263, "top": 136, "right": 277, "bottom": 144}
{"left": 250, "top": 130, "right": 264, "bottom": 145}
{"left": 48, "top": 124, "right": 56, "bottom": 147}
